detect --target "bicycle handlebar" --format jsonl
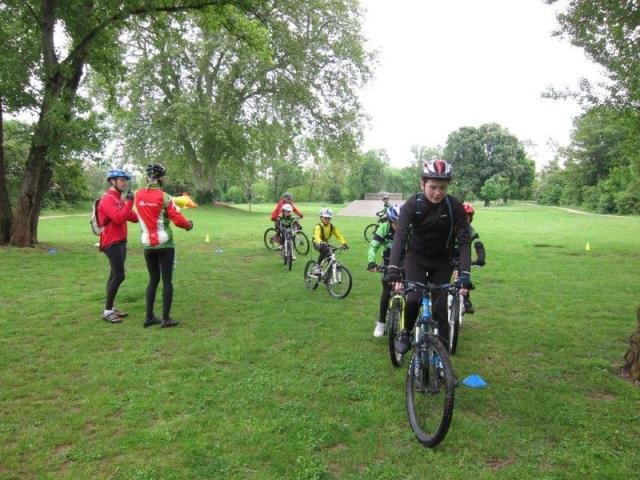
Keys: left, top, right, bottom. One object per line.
{"left": 401, "top": 280, "right": 458, "bottom": 295}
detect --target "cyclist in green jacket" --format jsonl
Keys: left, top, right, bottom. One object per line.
{"left": 367, "top": 204, "right": 401, "bottom": 337}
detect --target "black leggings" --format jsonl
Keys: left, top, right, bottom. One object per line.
{"left": 103, "top": 242, "right": 127, "bottom": 310}
{"left": 378, "top": 280, "right": 392, "bottom": 324}
{"left": 144, "top": 247, "right": 175, "bottom": 320}
{"left": 404, "top": 256, "right": 452, "bottom": 347}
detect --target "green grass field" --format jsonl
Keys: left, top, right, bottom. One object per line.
{"left": 1, "top": 202, "right": 639, "bottom": 479}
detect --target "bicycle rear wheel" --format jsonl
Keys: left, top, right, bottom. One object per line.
{"left": 303, "top": 260, "right": 320, "bottom": 290}
{"left": 363, "top": 223, "right": 378, "bottom": 242}
{"left": 406, "top": 335, "right": 455, "bottom": 448}
{"left": 263, "top": 228, "right": 279, "bottom": 250}
{"left": 448, "top": 292, "right": 461, "bottom": 355}
{"left": 293, "top": 231, "right": 310, "bottom": 255}
{"left": 325, "top": 265, "right": 352, "bottom": 299}
{"left": 386, "top": 299, "right": 404, "bottom": 368}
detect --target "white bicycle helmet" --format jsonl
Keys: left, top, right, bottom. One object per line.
{"left": 319, "top": 207, "right": 333, "bottom": 218}
{"left": 282, "top": 203, "right": 293, "bottom": 213}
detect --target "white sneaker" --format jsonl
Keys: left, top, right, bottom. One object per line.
{"left": 311, "top": 265, "right": 321, "bottom": 275}
{"left": 373, "top": 322, "right": 386, "bottom": 338}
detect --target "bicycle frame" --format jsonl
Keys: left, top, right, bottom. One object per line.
{"left": 319, "top": 249, "right": 340, "bottom": 283}
{"left": 281, "top": 227, "right": 294, "bottom": 257}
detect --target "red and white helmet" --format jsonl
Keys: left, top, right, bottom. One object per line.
{"left": 282, "top": 203, "right": 293, "bottom": 214}
{"left": 422, "top": 159, "right": 453, "bottom": 181}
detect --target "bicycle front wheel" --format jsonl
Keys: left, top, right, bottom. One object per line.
{"left": 406, "top": 335, "right": 455, "bottom": 448}
{"left": 303, "top": 260, "right": 320, "bottom": 290}
{"left": 363, "top": 223, "right": 378, "bottom": 242}
{"left": 325, "top": 265, "right": 352, "bottom": 299}
{"left": 448, "top": 292, "right": 462, "bottom": 355}
{"left": 293, "top": 231, "right": 310, "bottom": 255}
{"left": 285, "top": 240, "right": 293, "bottom": 270}
{"left": 263, "top": 228, "right": 279, "bottom": 250}
{"left": 386, "top": 299, "right": 404, "bottom": 368}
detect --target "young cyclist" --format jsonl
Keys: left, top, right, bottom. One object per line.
{"left": 276, "top": 203, "right": 300, "bottom": 258}
{"left": 386, "top": 159, "right": 472, "bottom": 353}
{"left": 367, "top": 204, "right": 401, "bottom": 337}
{"left": 375, "top": 193, "right": 391, "bottom": 220}
{"left": 98, "top": 168, "right": 138, "bottom": 323}
{"left": 134, "top": 163, "right": 193, "bottom": 328}
{"left": 460, "top": 202, "right": 486, "bottom": 314}
{"left": 311, "top": 207, "right": 348, "bottom": 274}
{"left": 271, "top": 192, "right": 303, "bottom": 235}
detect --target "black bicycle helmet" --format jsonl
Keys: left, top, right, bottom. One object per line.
{"left": 146, "top": 163, "right": 166, "bottom": 179}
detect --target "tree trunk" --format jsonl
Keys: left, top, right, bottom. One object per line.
{"left": 622, "top": 307, "right": 640, "bottom": 383}
{"left": 0, "top": 98, "right": 14, "bottom": 244}
{"left": 10, "top": 144, "right": 52, "bottom": 246}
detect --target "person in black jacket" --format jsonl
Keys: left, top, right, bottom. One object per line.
{"left": 386, "top": 159, "right": 472, "bottom": 353}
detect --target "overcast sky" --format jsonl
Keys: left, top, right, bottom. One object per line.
{"left": 359, "top": 0, "right": 604, "bottom": 170}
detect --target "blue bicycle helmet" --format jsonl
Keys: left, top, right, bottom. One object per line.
{"left": 107, "top": 168, "right": 131, "bottom": 180}
{"left": 386, "top": 204, "right": 401, "bottom": 222}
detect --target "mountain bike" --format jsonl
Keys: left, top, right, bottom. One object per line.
{"left": 263, "top": 219, "right": 310, "bottom": 255}
{"left": 374, "top": 264, "right": 406, "bottom": 368}
{"left": 447, "top": 258, "right": 479, "bottom": 355}
{"left": 363, "top": 210, "right": 387, "bottom": 242}
{"left": 401, "top": 280, "right": 457, "bottom": 448}
{"left": 303, "top": 245, "right": 352, "bottom": 299}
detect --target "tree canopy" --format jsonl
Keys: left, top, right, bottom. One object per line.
{"left": 547, "top": 0, "right": 640, "bottom": 106}
{"left": 442, "top": 123, "right": 535, "bottom": 203}
{"left": 0, "top": 0, "right": 372, "bottom": 246}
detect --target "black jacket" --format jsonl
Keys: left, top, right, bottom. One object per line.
{"left": 389, "top": 193, "right": 471, "bottom": 272}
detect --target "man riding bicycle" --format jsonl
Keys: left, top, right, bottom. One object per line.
{"left": 386, "top": 159, "right": 472, "bottom": 354}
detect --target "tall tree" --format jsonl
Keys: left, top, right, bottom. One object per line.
{"left": 345, "top": 150, "right": 388, "bottom": 200}
{"left": 443, "top": 123, "right": 534, "bottom": 201}
{"left": 110, "top": 0, "right": 371, "bottom": 196}
{"left": 546, "top": 0, "right": 640, "bottom": 106}
{"left": 0, "top": 0, "right": 257, "bottom": 246}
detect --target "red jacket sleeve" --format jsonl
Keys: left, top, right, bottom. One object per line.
{"left": 166, "top": 196, "right": 192, "bottom": 230}
{"left": 270, "top": 199, "right": 285, "bottom": 221}
{"left": 292, "top": 203, "right": 303, "bottom": 217}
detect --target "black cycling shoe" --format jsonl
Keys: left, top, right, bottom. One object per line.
{"left": 394, "top": 330, "right": 410, "bottom": 354}
{"left": 143, "top": 315, "right": 161, "bottom": 328}
{"left": 464, "top": 298, "right": 474, "bottom": 315}
{"left": 160, "top": 318, "right": 179, "bottom": 328}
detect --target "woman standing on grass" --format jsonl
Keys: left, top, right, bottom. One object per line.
{"left": 134, "top": 163, "right": 193, "bottom": 328}
{"left": 98, "top": 168, "right": 138, "bottom": 324}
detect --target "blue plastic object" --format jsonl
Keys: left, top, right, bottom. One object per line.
{"left": 463, "top": 374, "right": 487, "bottom": 388}
{"left": 47, "top": 248, "right": 57, "bottom": 255}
